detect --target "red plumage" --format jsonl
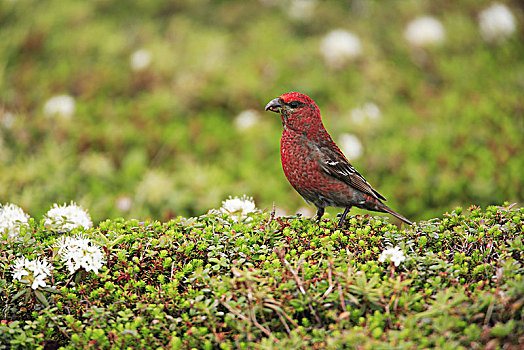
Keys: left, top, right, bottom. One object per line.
{"left": 265, "top": 92, "right": 412, "bottom": 226}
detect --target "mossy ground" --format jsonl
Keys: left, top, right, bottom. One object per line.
{"left": 1, "top": 204, "right": 522, "bottom": 349}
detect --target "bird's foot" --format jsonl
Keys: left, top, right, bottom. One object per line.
{"left": 336, "top": 206, "right": 352, "bottom": 228}
{"left": 315, "top": 207, "right": 325, "bottom": 223}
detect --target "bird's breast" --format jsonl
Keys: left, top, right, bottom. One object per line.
{"left": 280, "top": 130, "right": 319, "bottom": 190}
{"left": 280, "top": 129, "right": 356, "bottom": 208}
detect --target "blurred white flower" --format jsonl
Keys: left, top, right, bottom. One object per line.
{"left": 79, "top": 153, "right": 114, "bottom": 177}
{"left": 234, "top": 109, "right": 259, "bottom": 131}
{"left": 220, "top": 195, "right": 257, "bottom": 222}
{"left": 136, "top": 170, "right": 174, "bottom": 205}
{"left": 479, "top": 3, "right": 516, "bottom": 42}
{"left": 44, "top": 95, "right": 75, "bottom": 119}
{"left": 404, "top": 16, "right": 445, "bottom": 47}
{"left": 378, "top": 246, "right": 406, "bottom": 267}
{"left": 1, "top": 112, "right": 14, "bottom": 129}
{"left": 130, "top": 49, "right": 152, "bottom": 71}
{"left": 351, "top": 110, "right": 366, "bottom": 125}
{"left": 0, "top": 203, "right": 30, "bottom": 239}
{"left": 44, "top": 201, "right": 93, "bottom": 231}
{"left": 320, "top": 30, "right": 362, "bottom": 69}
{"left": 116, "top": 196, "right": 132, "bottom": 212}
{"left": 288, "top": 0, "right": 316, "bottom": 21}
{"left": 338, "top": 133, "right": 363, "bottom": 160}
{"left": 350, "top": 102, "right": 381, "bottom": 125}
{"left": 12, "top": 257, "right": 52, "bottom": 290}
{"left": 55, "top": 235, "right": 105, "bottom": 274}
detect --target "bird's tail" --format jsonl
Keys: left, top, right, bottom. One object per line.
{"left": 379, "top": 203, "right": 413, "bottom": 225}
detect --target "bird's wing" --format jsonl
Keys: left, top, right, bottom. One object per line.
{"left": 315, "top": 144, "right": 387, "bottom": 201}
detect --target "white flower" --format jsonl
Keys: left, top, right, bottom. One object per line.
{"left": 79, "top": 153, "right": 114, "bottom": 177}
{"left": 362, "top": 103, "right": 381, "bottom": 121}
{"left": 404, "top": 16, "right": 445, "bottom": 47}
{"left": 136, "top": 170, "right": 174, "bottom": 205}
{"left": 220, "top": 195, "right": 257, "bottom": 222}
{"left": 234, "top": 109, "right": 259, "bottom": 131}
{"left": 350, "top": 102, "right": 381, "bottom": 125}
{"left": 0, "top": 203, "right": 30, "bottom": 239}
{"left": 1, "top": 112, "right": 14, "bottom": 129}
{"left": 43, "top": 95, "right": 75, "bottom": 119}
{"left": 116, "top": 196, "right": 132, "bottom": 212}
{"left": 55, "top": 234, "right": 106, "bottom": 274}
{"left": 31, "top": 273, "right": 48, "bottom": 289}
{"left": 378, "top": 246, "right": 406, "bottom": 267}
{"left": 288, "top": 0, "right": 316, "bottom": 21}
{"left": 44, "top": 201, "right": 93, "bottom": 231}
{"left": 130, "top": 49, "right": 152, "bottom": 71}
{"left": 12, "top": 258, "right": 30, "bottom": 281}
{"left": 12, "top": 257, "right": 52, "bottom": 290}
{"left": 478, "top": 3, "right": 516, "bottom": 42}
{"left": 320, "top": 30, "right": 362, "bottom": 69}
{"left": 338, "top": 133, "right": 363, "bottom": 160}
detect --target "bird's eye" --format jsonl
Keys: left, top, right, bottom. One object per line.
{"left": 288, "top": 101, "right": 300, "bottom": 108}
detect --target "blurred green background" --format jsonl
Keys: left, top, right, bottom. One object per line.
{"left": 0, "top": 0, "right": 523, "bottom": 224}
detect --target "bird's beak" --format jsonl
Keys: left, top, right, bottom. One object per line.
{"left": 265, "top": 97, "right": 283, "bottom": 113}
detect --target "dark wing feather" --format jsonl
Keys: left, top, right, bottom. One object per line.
{"left": 316, "top": 144, "right": 387, "bottom": 201}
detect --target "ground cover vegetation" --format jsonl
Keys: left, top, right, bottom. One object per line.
{"left": 1, "top": 0, "right": 522, "bottom": 223}
{"left": 1, "top": 203, "right": 523, "bottom": 348}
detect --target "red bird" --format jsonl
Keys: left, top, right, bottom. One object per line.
{"left": 265, "top": 92, "right": 412, "bottom": 227}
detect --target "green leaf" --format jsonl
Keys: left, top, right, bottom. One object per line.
{"left": 12, "top": 288, "right": 29, "bottom": 302}
{"left": 42, "top": 287, "right": 63, "bottom": 294}
{"left": 34, "top": 290, "right": 50, "bottom": 307}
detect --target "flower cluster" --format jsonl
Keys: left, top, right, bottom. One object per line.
{"left": 234, "top": 109, "right": 260, "bottom": 131}
{"left": 478, "top": 2, "right": 516, "bottom": 42}
{"left": 349, "top": 103, "right": 381, "bottom": 125}
{"left": 43, "top": 94, "right": 76, "bottom": 119}
{"left": 378, "top": 246, "right": 407, "bottom": 267}
{"left": 318, "top": 2, "right": 516, "bottom": 70}
{"left": 0, "top": 203, "right": 30, "bottom": 239}
{"left": 404, "top": 16, "right": 445, "bottom": 47}
{"left": 116, "top": 196, "right": 133, "bottom": 212}
{"left": 338, "top": 134, "right": 363, "bottom": 160}
{"left": 55, "top": 235, "right": 106, "bottom": 274}
{"left": 44, "top": 201, "right": 93, "bottom": 231}
{"left": 12, "top": 257, "right": 52, "bottom": 290}
{"left": 136, "top": 170, "right": 174, "bottom": 205}
{"left": 320, "top": 30, "right": 362, "bottom": 69}
{"left": 1, "top": 111, "right": 14, "bottom": 129}
{"left": 220, "top": 195, "right": 257, "bottom": 222}
{"left": 130, "top": 49, "right": 152, "bottom": 71}
{"left": 287, "top": 0, "right": 316, "bottom": 21}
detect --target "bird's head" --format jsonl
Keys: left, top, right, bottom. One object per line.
{"left": 265, "top": 92, "right": 322, "bottom": 132}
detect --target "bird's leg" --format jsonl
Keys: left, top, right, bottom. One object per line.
{"left": 337, "top": 206, "right": 352, "bottom": 228}
{"left": 315, "top": 207, "right": 325, "bottom": 223}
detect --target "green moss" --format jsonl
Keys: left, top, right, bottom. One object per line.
{"left": 2, "top": 205, "right": 523, "bottom": 348}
